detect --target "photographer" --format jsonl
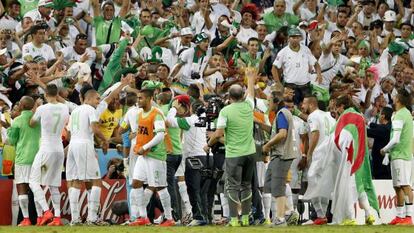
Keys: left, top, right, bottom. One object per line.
{"left": 166, "top": 95, "right": 217, "bottom": 226}
{"left": 103, "top": 158, "right": 126, "bottom": 179}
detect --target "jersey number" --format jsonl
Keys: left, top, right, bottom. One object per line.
{"left": 71, "top": 112, "right": 80, "bottom": 131}
{"left": 52, "top": 112, "right": 61, "bottom": 134}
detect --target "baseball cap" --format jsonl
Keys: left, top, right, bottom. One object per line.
{"left": 288, "top": 28, "right": 302, "bottom": 37}
{"left": 38, "top": 0, "right": 53, "bottom": 8}
{"left": 180, "top": 27, "right": 193, "bottom": 36}
{"left": 194, "top": 32, "right": 209, "bottom": 43}
{"left": 33, "top": 55, "right": 46, "bottom": 63}
{"left": 383, "top": 10, "right": 396, "bottom": 22}
{"left": 174, "top": 95, "right": 191, "bottom": 108}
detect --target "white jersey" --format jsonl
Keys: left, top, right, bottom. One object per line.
{"left": 292, "top": 115, "right": 309, "bottom": 155}
{"left": 121, "top": 106, "right": 141, "bottom": 133}
{"left": 273, "top": 45, "right": 317, "bottom": 85}
{"left": 22, "top": 42, "right": 56, "bottom": 63}
{"left": 32, "top": 103, "right": 69, "bottom": 152}
{"left": 68, "top": 104, "right": 99, "bottom": 143}
{"left": 308, "top": 109, "right": 336, "bottom": 148}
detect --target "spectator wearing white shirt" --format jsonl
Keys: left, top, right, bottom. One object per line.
{"left": 293, "top": 0, "right": 318, "bottom": 22}
{"left": 62, "top": 33, "right": 96, "bottom": 66}
{"left": 381, "top": 10, "right": 401, "bottom": 38}
{"left": 24, "top": 0, "right": 55, "bottom": 30}
{"left": 272, "top": 28, "right": 322, "bottom": 104}
{"left": 0, "top": 1, "right": 21, "bottom": 30}
{"left": 22, "top": 24, "right": 55, "bottom": 63}
{"left": 191, "top": 0, "right": 217, "bottom": 39}
{"left": 237, "top": 4, "right": 259, "bottom": 46}
{"left": 357, "top": 0, "right": 380, "bottom": 29}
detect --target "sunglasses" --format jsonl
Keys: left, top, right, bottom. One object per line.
{"left": 76, "top": 34, "right": 88, "bottom": 40}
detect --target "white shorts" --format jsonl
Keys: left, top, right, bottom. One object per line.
{"left": 14, "top": 165, "right": 31, "bottom": 184}
{"left": 128, "top": 140, "right": 138, "bottom": 185}
{"left": 66, "top": 142, "right": 100, "bottom": 181}
{"left": 175, "top": 155, "right": 186, "bottom": 177}
{"left": 29, "top": 150, "right": 64, "bottom": 187}
{"left": 256, "top": 161, "right": 267, "bottom": 188}
{"left": 391, "top": 159, "right": 412, "bottom": 187}
{"left": 133, "top": 156, "right": 167, "bottom": 187}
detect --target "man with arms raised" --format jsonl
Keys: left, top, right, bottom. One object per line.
{"left": 207, "top": 67, "right": 257, "bottom": 227}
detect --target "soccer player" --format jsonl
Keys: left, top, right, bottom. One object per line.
{"left": 28, "top": 84, "right": 70, "bottom": 226}
{"left": 129, "top": 88, "right": 175, "bottom": 227}
{"left": 66, "top": 89, "right": 109, "bottom": 225}
{"left": 301, "top": 96, "right": 335, "bottom": 225}
{"left": 381, "top": 89, "right": 413, "bottom": 225}
{"left": 7, "top": 96, "right": 41, "bottom": 226}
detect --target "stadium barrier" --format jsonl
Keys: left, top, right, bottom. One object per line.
{"left": 0, "top": 149, "right": 398, "bottom": 225}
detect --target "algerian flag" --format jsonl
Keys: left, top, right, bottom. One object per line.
{"left": 331, "top": 108, "right": 379, "bottom": 223}
{"left": 304, "top": 107, "right": 379, "bottom": 224}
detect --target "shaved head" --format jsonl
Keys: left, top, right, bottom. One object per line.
{"left": 20, "top": 96, "right": 35, "bottom": 110}
{"left": 84, "top": 89, "right": 99, "bottom": 100}
{"left": 229, "top": 84, "right": 244, "bottom": 101}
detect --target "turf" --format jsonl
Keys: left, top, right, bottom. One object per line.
{"left": 1, "top": 226, "right": 414, "bottom": 233}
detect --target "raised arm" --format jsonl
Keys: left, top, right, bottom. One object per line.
{"left": 119, "top": 0, "right": 130, "bottom": 18}
{"left": 245, "top": 66, "right": 257, "bottom": 99}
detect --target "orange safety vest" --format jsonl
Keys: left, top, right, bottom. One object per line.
{"left": 134, "top": 108, "right": 163, "bottom": 155}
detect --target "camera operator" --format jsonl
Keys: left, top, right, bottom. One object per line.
{"left": 166, "top": 95, "right": 217, "bottom": 226}
{"left": 206, "top": 67, "right": 258, "bottom": 227}
{"left": 102, "top": 158, "right": 126, "bottom": 180}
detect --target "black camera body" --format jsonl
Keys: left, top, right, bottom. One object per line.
{"left": 187, "top": 157, "right": 224, "bottom": 180}
{"left": 115, "top": 162, "right": 125, "bottom": 173}
{"left": 190, "top": 72, "right": 201, "bottom": 80}
{"left": 194, "top": 96, "right": 224, "bottom": 130}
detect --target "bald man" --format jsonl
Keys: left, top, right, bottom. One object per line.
{"left": 7, "top": 96, "right": 41, "bottom": 226}
{"left": 207, "top": 68, "right": 257, "bottom": 227}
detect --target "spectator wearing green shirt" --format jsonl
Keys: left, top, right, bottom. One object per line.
{"left": 7, "top": 96, "right": 40, "bottom": 226}
{"left": 262, "top": 0, "right": 299, "bottom": 33}
{"left": 380, "top": 89, "right": 413, "bottom": 225}
{"left": 238, "top": 37, "right": 271, "bottom": 74}
{"left": 207, "top": 67, "right": 257, "bottom": 227}
{"left": 89, "top": 0, "right": 129, "bottom": 46}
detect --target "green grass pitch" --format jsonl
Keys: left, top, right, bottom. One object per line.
{"left": 1, "top": 226, "right": 414, "bottom": 233}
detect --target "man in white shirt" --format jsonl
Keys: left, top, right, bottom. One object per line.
{"left": 381, "top": 10, "right": 401, "bottom": 37}
{"left": 302, "top": 95, "right": 335, "bottom": 225}
{"left": 22, "top": 24, "right": 55, "bottom": 63}
{"left": 272, "top": 28, "right": 322, "bottom": 105}
{"left": 0, "top": 1, "right": 21, "bottom": 30}
{"left": 24, "top": 0, "right": 55, "bottom": 30}
{"left": 66, "top": 89, "right": 109, "bottom": 225}
{"left": 62, "top": 33, "right": 96, "bottom": 66}
{"left": 170, "top": 32, "right": 236, "bottom": 92}
{"left": 28, "top": 84, "right": 70, "bottom": 226}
